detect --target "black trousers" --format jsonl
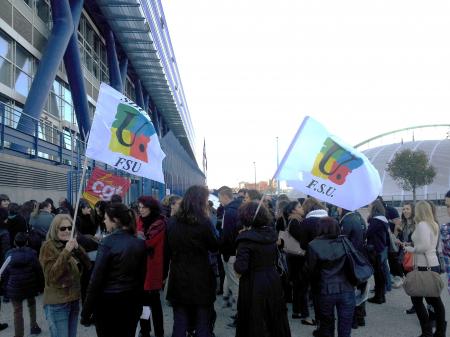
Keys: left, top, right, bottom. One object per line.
{"left": 372, "top": 254, "right": 386, "bottom": 299}
{"left": 95, "top": 292, "right": 141, "bottom": 337}
{"left": 411, "top": 296, "right": 446, "bottom": 335}
{"left": 388, "top": 252, "right": 404, "bottom": 277}
{"left": 139, "top": 290, "right": 164, "bottom": 337}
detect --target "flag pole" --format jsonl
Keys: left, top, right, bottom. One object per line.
{"left": 253, "top": 191, "right": 268, "bottom": 222}
{"left": 71, "top": 132, "right": 90, "bottom": 239}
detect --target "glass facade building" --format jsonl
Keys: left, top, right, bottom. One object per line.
{"left": 0, "top": 0, "right": 204, "bottom": 203}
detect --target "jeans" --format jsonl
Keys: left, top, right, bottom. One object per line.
{"left": 222, "top": 256, "right": 239, "bottom": 311}
{"left": 44, "top": 300, "right": 79, "bottom": 337}
{"left": 12, "top": 297, "right": 37, "bottom": 337}
{"left": 172, "top": 305, "right": 211, "bottom": 337}
{"left": 318, "top": 291, "right": 355, "bottom": 337}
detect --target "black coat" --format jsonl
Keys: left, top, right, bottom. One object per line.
{"left": 366, "top": 216, "right": 388, "bottom": 255}
{"left": 76, "top": 214, "right": 97, "bottom": 236}
{"left": 305, "top": 235, "right": 354, "bottom": 295}
{"left": 3, "top": 247, "right": 44, "bottom": 300}
{"left": 340, "top": 212, "right": 366, "bottom": 252}
{"left": 234, "top": 227, "right": 291, "bottom": 337}
{"left": 220, "top": 198, "right": 242, "bottom": 260}
{"left": 292, "top": 210, "right": 328, "bottom": 251}
{"left": 0, "top": 228, "right": 10, "bottom": 263}
{"left": 166, "top": 217, "right": 218, "bottom": 306}
{"left": 6, "top": 215, "right": 27, "bottom": 247}
{"left": 81, "top": 229, "right": 146, "bottom": 320}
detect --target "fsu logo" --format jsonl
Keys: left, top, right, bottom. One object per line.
{"left": 109, "top": 103, "right": 156, "bottom": 163}
{"left": 311, "top": 138, "right": 363, "bottom": 185}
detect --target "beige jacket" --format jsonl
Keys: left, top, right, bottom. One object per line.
{"left": 39, "top": 240, "right": 90, "bottom": 305}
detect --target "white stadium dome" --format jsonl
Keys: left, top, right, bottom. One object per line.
{"left": 363, "top": 138, "right": 450, "bottom": 201}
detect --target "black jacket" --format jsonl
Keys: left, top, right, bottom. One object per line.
{"left": 3, "top": 247, "right": 44, "bottom": 300}
{"left": 340, "top": 212, "right": 366, "bottom": 252}
{"left": 82, "top": 229, "right": 146, "bottom": 320}
{"left": 76, "top": 214, "right": 97, "bottom": 236}
{"left": 306, "top": 235, "right": 354, "bottom": 295}
{"left": 6, "top": 215, "right": 27, "bottom": 247}
{"left": 366, "top": 216, "right": 388, "bottom": 255}
{"left": 166, "top": 216, "right": 218, "bottom": 306}
{"left": 0, "top": 228, "right": 10, "bottom": 264}
{"left": 234, "top": 227, "right": 291, "bottom": 337}
{"left": 291, "top": 209, "right": 328, "bottom": 251}
{"left": 220, "top": 198, "right": 242, "bottom": 260}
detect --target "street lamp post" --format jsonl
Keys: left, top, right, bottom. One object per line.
{"left": 253, "top": 161, "right": 257, "bottom": 190}
{"left": 276, "top": 136, "right": 280, "bottom": 194}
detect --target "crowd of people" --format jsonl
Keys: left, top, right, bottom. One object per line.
{"left": 0, "top": 188, "right": 448, "bottom": 337}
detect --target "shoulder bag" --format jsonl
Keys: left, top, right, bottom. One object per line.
{"left": 341, "top": 236, "right": 374, "bottom": 286}
{"left": 278, "top": 220, "right": 305, "bottom": 256}
{"left": 403, "top": 252, "right": 444, "bottom": 297}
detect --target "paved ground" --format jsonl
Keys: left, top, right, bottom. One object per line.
{"left": 1, "top": 278, "right": 449, "bottom": 337}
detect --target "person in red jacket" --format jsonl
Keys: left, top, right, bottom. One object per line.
{"left": 136, "top": 196, "right": 166, "bottom": 337}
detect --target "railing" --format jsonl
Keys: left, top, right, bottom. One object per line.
{"left": 0, "top": 102, "right": 86, "bottom": 168}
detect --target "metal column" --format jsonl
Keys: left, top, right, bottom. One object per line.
{"left": 106, "top": 29, "right": 123, "bottom": 92}
{"left": 16, "top": 0, "right": 73, "bottom": 137}
{"left": 64, "top": 0, "right": 90, "bottom": 140}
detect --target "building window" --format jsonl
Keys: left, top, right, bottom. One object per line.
{"left": 77, "top": 14, "right": 109, "bottom": 87}
{"left": 14, "top": 45, "right": 33, "bottom": 97}
{"left": 36, "top": 0, "right": 52, "bottom": 27}
{"left": 0, "top": 31, "right": 13, "bottom": 87}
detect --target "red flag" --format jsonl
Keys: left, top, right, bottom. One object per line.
{"left": 83, "top": 167, "right": 131, "bottom": 207}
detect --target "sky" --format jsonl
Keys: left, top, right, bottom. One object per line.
{"left": 162, "top": 0, "right": 450, "bottom": 189}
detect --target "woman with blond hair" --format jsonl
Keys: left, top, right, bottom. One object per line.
{"left": 402, "top": 201, "right": 446, "bottom": 337}
{"left": 39, "top": 214, "right": 91, "bottom": 337}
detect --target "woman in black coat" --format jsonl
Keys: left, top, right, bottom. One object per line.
{"left": 234, "top": 201, "right": 291, "bottom": 337}
{"left": 81, "top": 203, "right": 146, "bottom": 337}
{"left": 366, "top": 199, "right": 389, "bottom": 304}
{"left": 166, "top": 185, "right": 218, "bottom": 337}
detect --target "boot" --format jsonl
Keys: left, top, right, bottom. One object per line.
{"left": 139, "top": 319, "right": 151, "bottom": 337}
{"left": 418, "top": 321, "right": 433, "bottom": 337}
{"left": 368, "top": 295, "right": 385, "bottom": 304}
{"left": 433, "top": 321, "right": 447, "bottom": 337}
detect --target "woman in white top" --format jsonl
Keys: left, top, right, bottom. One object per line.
{"left": 402, "top": 201, "right": 446, "bottom": 337}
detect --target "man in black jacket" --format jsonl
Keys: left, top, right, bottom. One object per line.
{"left": 218, "top": 186, "right": 242, "bottom": 323}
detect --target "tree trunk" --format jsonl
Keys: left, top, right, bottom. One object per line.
{"left": 412, "top": 186, "right": 416, "bottom": 204}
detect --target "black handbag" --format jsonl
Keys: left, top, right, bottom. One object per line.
{"left": 341, "top": 236, "right": 374, "bottom": 286}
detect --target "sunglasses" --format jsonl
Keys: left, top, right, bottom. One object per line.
{"left": 59, "top": 226, "right": 73, "bottom": 232}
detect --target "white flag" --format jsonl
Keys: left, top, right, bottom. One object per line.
{"left": 274, "top": 116, "right": 381, "bottom": 211}
{"left": 86, "top": 83, "right": 166, "bottom": 183}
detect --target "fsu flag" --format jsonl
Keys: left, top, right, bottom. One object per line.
{"left": 82, "top": 167, "right": 131, "bottom": 207}
{"left": 274, "top": 116, "right": 381, "bottom": 211}
{"left": 86, "top": 83, "right": 166, "bottom": 183}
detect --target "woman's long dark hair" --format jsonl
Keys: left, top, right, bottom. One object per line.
{"left": 105, "top": 203, "right": 136, "bottom": 234}
{"left": 176, "top": 185, "right": 209, "bottom": 225}
{"left": 283, "top": 201, "right": 300, "bottom": 223}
